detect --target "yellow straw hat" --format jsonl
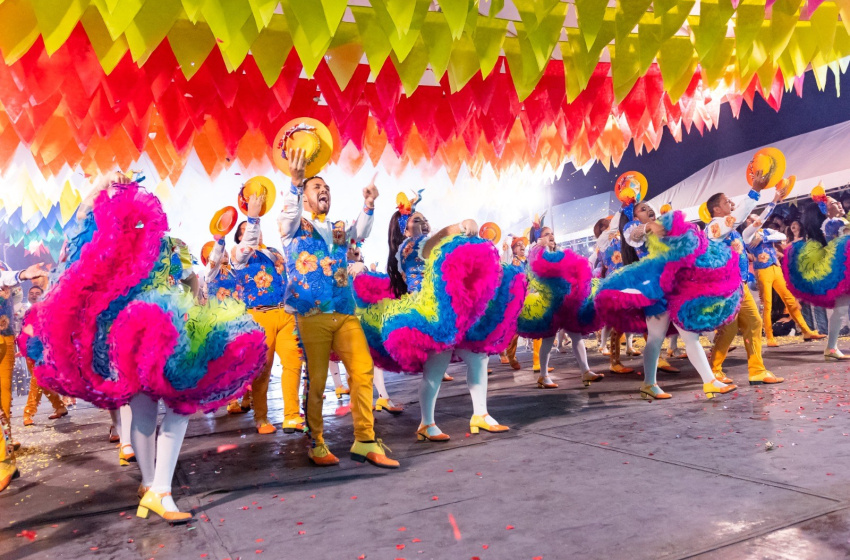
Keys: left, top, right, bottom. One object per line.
{"left": 273, "top": 117, "right": 334, "bottom": 178}
{"left": 238, "top": 176, "right": 276, "bottom": 217}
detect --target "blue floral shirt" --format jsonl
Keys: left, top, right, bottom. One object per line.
{"left": 746, "top": 228, "right": 784, "bottom": 270}
{"left": 601, "top": 235, "right": 625, "bottom": 272}
{"left": 230, "top": 217, "right": 288, "bottom": 309}
{"left": 397, "top": 235, "right": 428, "bottom": 293}
{"left": 278, "top": 183, "right": 375, "bottom": 316}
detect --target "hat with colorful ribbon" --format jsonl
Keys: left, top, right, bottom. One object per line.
{"left": 615, "top": 171, "right": 648, "bottom": 221}
{"left": 746, "top": 147, "right": 786, "bottom": 190}
{"left": 396, "top": 189, "right": 424, "bottom": 234}
{"left": 238, "top": 176, "right": 276, "bottom": 216}
{"left": 273, "top": 117, "right": 334, "bottom": 178}
{"left": 811, "top": 183, "right": 828, "bottom": 214}
{"left": 529, "top": 212, "right": 548, "bottom": 244}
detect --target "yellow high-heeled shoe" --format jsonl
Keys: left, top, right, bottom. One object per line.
{"left": 639, "top": 383, "right": 671, "bottom": 401}
{"left": 335, "top": 386, "right": 351, "bottom": 399}
{"left": 581, "top": 370, "right": 604, "bottom": 387}
{"left": 416, "top": 424, "right": 450, "bottom": 442}
{"left": 536, "top": 376, "right": 558, "bottom": 389}
{"left": 469, "top": 415, "right": 509, "bottom": 434}
{"left": 703, "top": 381, "right": 737, "bottom": 399}
{"left": 136, "top": 490, "right": 192, "bottom": 523}
{"left": 824, "top": 349, "right": 850, "bottom": 361}
{"left": 119, "top": 444, "right": 136, "bottom": 467}
{"left": 374, "top": 397, "right": 404, "bottom": 415}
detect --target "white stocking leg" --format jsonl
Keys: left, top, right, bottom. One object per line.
{"left": 150, "top": 405, "right": 189, "bottom": 512}
{"left": 128, "top": 394, "right": 158, "bottom": 488}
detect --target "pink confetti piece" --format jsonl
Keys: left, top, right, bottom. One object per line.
{"left": 448, "top": 513, "right": 462, "bottom": 540}
{"left": 217, "top": 444, "right": 237, "bottom": 453}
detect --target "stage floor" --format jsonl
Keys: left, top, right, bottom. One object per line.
{"left": 4, "top": 338, "right": 850, "bottom": 560}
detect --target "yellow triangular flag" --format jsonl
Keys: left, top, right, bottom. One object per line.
{"left": 168, "top": 17, "right": 216, "bottom": 80}
{"left": 350, "top": 6, "right": 393, "bottom": 77}
{"left": 251, "top": 16, "right": 294, "bottom": 86}
{"left": 80, "top": 6, "right": 130, "bottom": 74}
{"left": 0, "top": 0, "right": 40, "bottom": 64}
{"left": 471, "top": 14, "right": 508, "bottom": 78}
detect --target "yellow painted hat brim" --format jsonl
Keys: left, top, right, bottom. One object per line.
{"left": 239, "top": 176, "right": 277, "bottom": 216}
{"left": 274, "top": 118, "right": 335, "bottom": 177}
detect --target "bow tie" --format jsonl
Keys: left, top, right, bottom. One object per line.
{"left": 312, "top": 212, "right": 327, "bottom": 222}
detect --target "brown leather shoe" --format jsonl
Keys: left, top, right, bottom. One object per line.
{"left": 509, "top": 359, "right": 521, "bottom": 370}
{"left": 48, "top": 408, "right": 68, "bottom": 420}
{"left": 350, "top": 440, "right": 399, "bottom": 469}
{"left": 308, "top": 443, "right": 340, "bottom": 466}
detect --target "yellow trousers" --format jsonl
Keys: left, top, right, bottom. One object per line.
{"left": 24, "top": 359, "right": 65, "bottom": 418}
{"left": 710, "top": 285, "right": 767, "bottom": 377}
{"left": 248, "top": 308, "right": 303, "bottom": 424}
{"left": 532, "top": 339, "right": 542, "bottom": 370}
{"left": 0, "top": 336, "right": 15, "bottom": 421}
{"left": 297, "top": 312, "right": 374, "bottom": 444}
{"left": 0, "top": 408, "right": 14, "bottom": 485}
{"left": 755, "top": 264, "right": 815, "bottom": 339}
{"left": 502, "top": 334, "right": 519, "bottom": 362}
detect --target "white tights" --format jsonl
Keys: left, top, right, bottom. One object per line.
{"left": 421, "top": 349, "right": 490, "bottom": 429}
{"left": 128, "top": 394, "right": 189, "bottom": 511}
{"left": 331, "top": 361, "right": 392, "bottom": 400}
{"left": 108, "top": 405, "right": 133, "bottom": 450}
{"left": 827, "top": 296, "right": 850, "bottom": 351}
{"left": 537, "top": 333, "right": 590, "bottom": 376}
{"left": 644, "top": 313, "right": 723, "bottom": 388}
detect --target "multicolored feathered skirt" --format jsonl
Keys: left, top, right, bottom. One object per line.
{"left": 457, "top": 262, "right": 528, "bottom": 354}
{"left": 516, "top": 245, "right": 598, "bottom": 339}
{"left": 782, "top": 236, "right": 850, "bottom": 308}
{"left": 21, "top": 184, "right": 267, "bottom": 415}
{"left": 353, "top": 234, "right": 502, "bottom": 373}
{"left": 595, "top": 211, "right": 742, "bottom": 334}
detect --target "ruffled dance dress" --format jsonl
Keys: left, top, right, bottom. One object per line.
{"left": 782, "top": 218, "right": 850, "bottom": 308}
{"left": 595, "top": 211, "right": 743, "bottom": 334}
{"left": 352, "top": 234, "right": 503, "bottom": 373}
{"left": 516, "top": 245, "right": 599, "bottom": 339}
{"left": 21, "top": 184, "right": 267, "bottom": 415}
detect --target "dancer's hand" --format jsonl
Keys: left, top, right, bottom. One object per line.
{"left": 773, "top": 183, "right": 788, "bottom": 203}
{"left": 646, "top": 221, "right": 666, "bottom": 238}
{"left": 752, "top": 169, "right": 770, "bottom": 191}
{"left": 460, "top": 219, "right": 478, "bottom": 237}
{"left": 246, "top": 194, "right": 265, "bottom": 218}
{"left": 363, "top": 173, "right": 379, "bottom": 208}
{"left": 748, "top": 231, "right": 764, "bottom": 248}
{"left": 19, "top": 263, "right": 47, "bottom": 281}
{"left": 288, "top": 147, "right": 307, "bottom": 186}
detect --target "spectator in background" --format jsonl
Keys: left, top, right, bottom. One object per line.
{"left": 841, "top": 192, "right": 850, "bottom": 214}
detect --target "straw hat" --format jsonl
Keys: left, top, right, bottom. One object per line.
{"left": 238, "top": 176, "right": 276, "bottom": 217}
{"left": 273, "top": 117, "right": 334, "bottom": 177}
